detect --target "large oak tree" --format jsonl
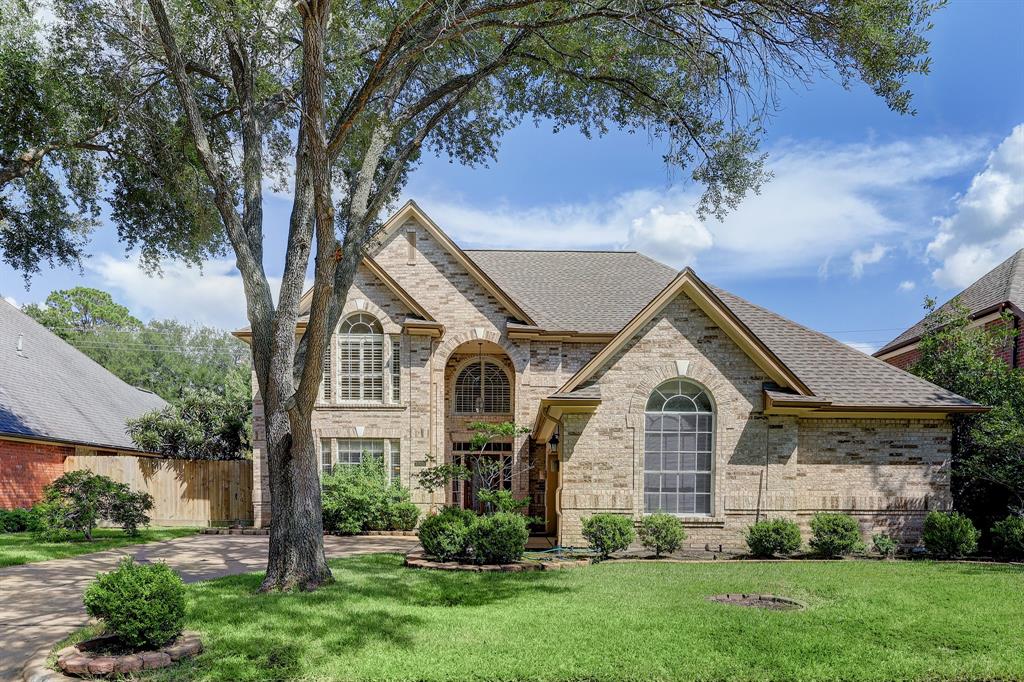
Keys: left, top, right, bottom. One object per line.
{"left": 2, "top": 0, "right": 941, "bottom": 590}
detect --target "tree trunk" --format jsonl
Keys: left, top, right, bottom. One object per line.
{"left": 259, "top": 403, "right": 332, "bottom": 592}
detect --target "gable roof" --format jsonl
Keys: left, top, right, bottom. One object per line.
{"left": 370, "top": 201, "right": 537, "bottom": 325}
{"left": 555, "top": 268, "right": 980, "bottom": 412}
{"left": 876, "top": 248, "right": 1024, "bottom": 356}
{"left": 0, "top": 300, "right": 167, "bottom": 451}
{"left": 465, "top": 250, "right": 677, "bottom": 334}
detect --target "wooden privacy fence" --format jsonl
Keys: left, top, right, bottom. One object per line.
{"left": 64, "top": 455, "right": 253, "bottom": 527}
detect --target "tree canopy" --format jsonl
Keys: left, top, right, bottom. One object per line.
{"left": 909, "top": 298, "right": 1024, "bottom": 529}
{"left": 1, "top": 0, "right": 945, "bottom": 590}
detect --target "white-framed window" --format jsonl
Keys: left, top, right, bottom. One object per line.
{"left": 320, "top": 438, "right": 401, "bottom": 482}
{"left": 453, "top": 358, "right": 511, "bottom": 414}
{"left": 337, "top": 313, "right": 384, "bottom": 403}
{"left": 643, "top": 378, "right": 713, "bottom": 516}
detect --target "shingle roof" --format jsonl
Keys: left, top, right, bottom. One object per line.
{"left": 464, "top": 250, "right": 677, "bottom": 333}
{"left": 877, "top": 248, "right": 1024, "bottom": 355}
{"left": 0, "top": 300, "right": 166, "bottom": 451}
{"left": 710, "top": 286, "right": 978, "bottom": 409}
{"left": 462, "top": 249, "right": 977, "bottom": 410}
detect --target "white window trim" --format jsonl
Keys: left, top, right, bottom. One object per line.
{"left": 320, "top": 438, "right": 401, "bottom": 483}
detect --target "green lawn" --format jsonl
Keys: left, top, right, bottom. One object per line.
{"left": 0, "top": 527, "right": 198, "bottom": 567}
{"left": 136, "top": 554, "right": 1022, "bottom": 682}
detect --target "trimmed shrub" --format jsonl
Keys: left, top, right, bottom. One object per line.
{"left": 581, "top": 513, "right": 635, "bottom": 559}
{"left": 321, "top": 458, "right": 411, "bottom": 534}
{"left": 872, "top": 533, "right": 898, "bottom": 558}
{"left": 638, "top": 513, "right": 686, "bottom": 557}
{"left": 922, "top": 511, "right": 979, "bottom": 558}
{"left": 418, "top": 506, "right": 476, "bottom": 561}
{"left": 990, "top": 516, "right": 1024, "bottom": 560}
{"left": 809, "top": 513, "right": 864, "bottom": 558}
{"left": 467, "top": 512, "right": 529, "bottom": 564}
{"left": 745, "top": 519, "right": 801, "bottom": 558}
{"left": 83, "top": 558, "right": 185, "bottom": 649}
{"left": 0, "top": 506, "right": 42, "bottom": 533}
{"left": 389, "top": 502, "right": 421, "bottom": 531}
{"left": 39, "top": 471, "right": 152, "bottom": 540}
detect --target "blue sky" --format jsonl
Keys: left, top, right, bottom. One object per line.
{"left": 4, "top": 0, "right": 1023, "bottom": 354}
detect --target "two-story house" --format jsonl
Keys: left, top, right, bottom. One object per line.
{"left": 242, "top": 201, "right": 983, "bottom": 548}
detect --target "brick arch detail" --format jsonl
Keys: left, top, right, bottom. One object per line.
{"left": 625, "top": 361, "right": 723, "bottom": 428}
{"left": 434, "top": 330, "right": 529, "bottom": 374}
{"left": 338, "top": 299, "right": 398, "bottom": 334}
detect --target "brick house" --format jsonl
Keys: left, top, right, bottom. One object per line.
{"left": 242, "top": 201, "right": 984, "bottom": 547}
{"left": 875, "top": 248, "right": 1023, "bottom": 370}
{"left": 0, "top": 300, "right": 166, "bottom": 508}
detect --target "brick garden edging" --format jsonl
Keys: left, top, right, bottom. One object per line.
{"left": 54, "top": 631, "right": 202, "bottom": 678}
{"left": 200, "top": 528, "right": 417, "bottom": 536}
{"left": 404, "top": 550, "right": 590, "bottom": 572}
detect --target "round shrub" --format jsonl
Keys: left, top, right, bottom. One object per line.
{"left": 418, "top": 506, "right": 476, "bottom": 561}
{"left": 581, "top": 513, "right": 635, "bottom": 559}
{"left": 638, "top": 513, "right": 686, "bottom": 557}
{"left": 922, "top": 511, "right": 979, "bottom": 558}
{"left": 872, "top": 533, "right": 898, "bottom": 558}
{"left": 389, "top": 502, "right": 421, "bottom": 531}
{"left": 467, "top": 512, "right": 529, "bottom": 564}
{"left": 0, "top": 506, "right": 41, "bottom": 533}
{"left": 809, "top": 513, "right": 863, "bottom": 558}
{"left": 83, "top": 558, "right": 185, "bottom": 649}
{"left": 745, "top": 518, "right": 801, "bottom": 557}
{"left": 990, "top": 516, "right": 1024, "bottom": 560}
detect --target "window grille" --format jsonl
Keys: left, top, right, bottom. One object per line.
{"left": 453, "top": 359, "right": 510, "bottom": 414}
{"left": 321, "top": 438, "right": 401, "bottom": 482}
{"left": 391, "top": 337, "right": 401, "bottom": 403}
{"left": 321, "top": 439, "right": 333, "bottom": 475}
{"left": 338, "top": 313, "right": 384, "bottom": 402}
{"left": 321, "top": 344, "right": 332, "bottom": 401}
{"left": 643, "top": 378, "right": 714, "bottom": 515}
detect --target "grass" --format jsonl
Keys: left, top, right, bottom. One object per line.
{"left": 0, "top": 527, "right": 198, "bottom": 567}
{"left": 134, "top": 554, "right": 1023, "bottom": 682}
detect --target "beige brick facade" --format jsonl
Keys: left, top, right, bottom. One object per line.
{"left": 251, "top": 210, "right": 953, "bottom": 549}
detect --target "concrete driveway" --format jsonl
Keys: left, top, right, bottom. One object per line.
{"left": 0, "top": 533, "right": 418, "bottom": 680}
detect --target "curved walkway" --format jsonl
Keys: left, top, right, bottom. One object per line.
{"left": 0, "top": 533, "right": 418, "bottom": 680}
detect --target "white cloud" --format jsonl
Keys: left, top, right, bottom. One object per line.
{"left": 89, "top": 255, "right": 311, "bottom": 329}
{"left": 898, "top": 280, "right": 916, "bottom": 292}
{"left": 927, "top": 124, "right": 1024, "bottom": 289}
{"left": 850, "top": 244, "right": 888, "bottom": 278}
{"left": 842, "top": 341, "right": 879, "bottom": 355}
{"left": 411, "top": 134, "right": 987, "bottom": 277}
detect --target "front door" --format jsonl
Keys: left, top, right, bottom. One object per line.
{"left": 450, "top": 443, "right": 512, "bottom": 512}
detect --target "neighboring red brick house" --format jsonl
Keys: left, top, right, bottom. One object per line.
{"left": 0, "top": 300, "right": 166, "bottom": 509}
{"left": 875, "top": 249, "right": 1023, "bottom": 370}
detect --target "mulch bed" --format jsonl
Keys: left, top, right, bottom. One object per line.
{"left": 707, "top": 594, "right": 804, "bottom": 610}
{"left": 404, "top": 550, "right": 590, "bottom": 572}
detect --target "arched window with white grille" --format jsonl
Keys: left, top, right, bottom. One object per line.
{"left": 643, "top": 378, "right": 714, "bottom": 516}
{"left": 337, "top": 313, "right": 384, "bottom": 402}
{"left": 454, "top": 358, "right": 510, "bottom": 414}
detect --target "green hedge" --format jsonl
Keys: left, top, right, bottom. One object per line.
{"left": 922, "top": 511, "right": 979, "bottom": 558}
{"left": 582, "top": 514, "right": 635, "bottom": 559}
{"left": 745, "top": 519, "right": 801, "bottom": 557}
{"left": 321, "top": 458, "right": 417, "bottom": 534}
{"left": 83, "top": 558, "right": 185, "bottom": 649}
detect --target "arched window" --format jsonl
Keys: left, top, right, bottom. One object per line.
{"left": 337, "top": 313, "right": 383, "bottom": 402}
{"left": 454, "top": 358, "right": 510, "bottom": 414}
{"left": 643, "top": 378, "right": 713, "bottom": 515}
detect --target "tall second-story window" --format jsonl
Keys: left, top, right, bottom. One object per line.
{"left": 337, "top": 313, "right": 383, "bottom": 402}
{"left": 454, "top": 358, "right": 510, "bottom": 414}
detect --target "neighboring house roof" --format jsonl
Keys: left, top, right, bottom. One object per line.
{"left": 0, "top": 299, "right": 166, "bottom": 451}
{"left": 876, "top": 248, "right": 1024, "bottom": 356}
{"left": 465, "top": 250, "right": 677, "bottom": 334}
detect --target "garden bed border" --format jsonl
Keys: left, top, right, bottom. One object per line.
{"left": 404, "top": 550, "right": 589, "bottom": 572}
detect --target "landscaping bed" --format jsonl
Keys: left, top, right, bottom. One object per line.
{"left": 88, "top": 553, "right": 1023, "bottom": 682}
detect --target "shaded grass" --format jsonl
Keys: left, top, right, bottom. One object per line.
{"left": 139, "top": 554, "right": 1023, "bottom": 682}
{"left": 0, "top": 528, "right": 198, "bottom": 567}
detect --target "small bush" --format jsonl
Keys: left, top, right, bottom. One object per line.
{"left": 990, "top": 516, "right": 1024, "bottom": 560}
{"left": 745, "top": 519, "right": 801, "bottom": 557}
{"left": 922, "top": 511, "right": 979, "bottom": 558}
{"left": 638, "top": 513, "right": 686, "bottom": 557}
{"left": 418, "top": 506, "right": 476, "bottom": 561}
{"left": 389, "top": 502, "right": 420, "bottom": 531}
{"left": 0, "top": 506, "right": 41, "bottom": 533}
{"left": 83, "top": 558, "right": 185, "bottom": 649}
{"left": 321, "top": 458, "right": 411, "bottom": 534}
{"left": 872, "top": 533, "right": 897, "bottom": 558}
{"left": 809, "top": 513, "right": 863, "bottom": 558}
{"left": 467, "top": 512, "right": 529, "bottom": 564}
{"left": 39, "top": 471, "right": 152, "bottom": 540}
{"left": 581, "top": 514, "right": 635, "bottom": 559}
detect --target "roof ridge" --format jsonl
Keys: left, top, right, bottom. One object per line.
{"left": 464, "top": 248, "right": 641, "bottom": 254}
